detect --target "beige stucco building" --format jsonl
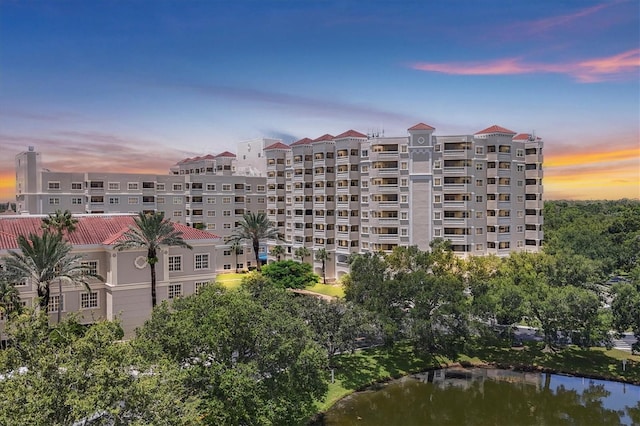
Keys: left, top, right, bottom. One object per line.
{"left": 0, "top": 214, "right": 220, "bottom": 338}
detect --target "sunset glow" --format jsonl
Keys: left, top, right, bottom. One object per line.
{"left": 1, "top": 0, "right": 638, "bottom": 202}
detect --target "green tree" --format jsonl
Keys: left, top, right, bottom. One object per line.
{"left": 270, "top": 244, "right": 285, "bottom": 261}
{"left": 260, "top": 259, "right": 318, "bottom": 289}
{"left": 3, "top": 232, "right": 93, "bottom": 312}
{"left": 226, "top": 212, "right": 281, "bottom": 271}
{"left": 42, "top": 209, "right": 78, "bottom": 237}
{"left": 0, "top": 312, "right": 201, "bottom": 425}
{"left": 137, "top": 285, "right": 328, "bottom": 425}
{"left": 386, "top": 245, "right": 430, "bottom": 277}
{"left": 314, "top": 248, "right": 330, "bottom": 283}
{"left": 611, "top": 272, "right": 640, "bottom": 352}
{"left": 41, "top": 209, "right": 80, "bottom": 323}
{"left": 0, "top": 276, "right": 22, "bottom": 321}
{"left": 114, "top": 212, "right": 192, "bottom": 307}
{"left": 294, "top": 246, "right": 311, "bottom": 262}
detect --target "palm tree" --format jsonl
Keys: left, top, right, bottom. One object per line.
{"left": 3, "top": 232, "right": 93, "bottom": 313}
{"left": 294, "top": 246, "right": 310, "bottom": 263}
{"left": 42, "top": 209, "right": 78, "bottom": 322}
{"left": 314, "top": 248, "right": 330, "bottom": 284}
{"left": 270, "top": 245, "right": 285, "bottom": 262}
{"left": 42, "top": 209, "right": 78, "bottom": 237}
{"left": 114, "top": 212, "right": 192, "bottom": 307}
{"left": 226, "top": 212, "right": 281, "bottom": 272}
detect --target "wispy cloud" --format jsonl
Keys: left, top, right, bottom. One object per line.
{"left": 409, "top": 49, "right": 640, "bottom": 82}
{"left": 516, "top": 1, "right": 617, "bottom": 35}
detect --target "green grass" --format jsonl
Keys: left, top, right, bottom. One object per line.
{"left": 215, "top": 273, "right": 245, "bottom": 290}
{"left": 305, "top": 283, "right": 345, "bottom": 298}
{"left": 315, "top": 341, "right": 640, "bottom": 414}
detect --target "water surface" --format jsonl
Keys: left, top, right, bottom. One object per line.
{"left": 323, "top": 368, "right": 640, "bottom": 425}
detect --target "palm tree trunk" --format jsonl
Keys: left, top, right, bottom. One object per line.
{"left": 322, "top": 260, "right": 326, "bottom": 284}
{"left": 57, "top": 279, "right": 62, "bottom": 323}
{"left": 150, "top": 263, "right": 157, "bottom": 307}
{"left": 254, "top": 240, "right": 261, "bottom": 271}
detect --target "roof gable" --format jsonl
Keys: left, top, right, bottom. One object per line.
{"left": 290, "top": 137, "right": 312, "bottom": 146}
{"left": 313, "top": 134, "right": 334, "bottom": 142}
{"left": 475, "top": 125, "right": 517, "bottom": 135}
{"left": 408, "top": 123, "right": 435, "bottom": 131}
{"left": 264, "top": 142, "right": 291, "bottom": 150}
{"left": 215, "top": 151, "right": 236, "bottom": 158}
{"left": 334, "top": 130, "right": 367, "bottom": 139}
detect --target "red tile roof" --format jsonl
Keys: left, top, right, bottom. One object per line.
{"left": 264, "top": 142, "right": 291, "bottom": 150}
{"left": 0, "top": 215, "right": 220, "bottom": 251}
{"left": 513, "top": 133, "right": 531, "bottom": 140}
{"left": 215, "top": 151, "right": 236, "bottom": 158}
{"left": 334, "top": 130, "right": 367, "bottom": 139}
{"left": 408, "top": 123, "right": 435, "bottom": 131}
{"left": 290, "top": 137, "right": 312, "bottom": 146}
{"left": 202, "top": 154, "right": 216, "bottom": 160}
{"left": 475, "top": 125, "right": 517, "bottom": 135}
{"left": 313, "top": 134, "right": 334, "bottom": 142}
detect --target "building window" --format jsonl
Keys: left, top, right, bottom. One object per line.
{"left": 476, "top": 228, "right": 483, "bottom": 235}
{"left": 222, "top": 184, "right": 231, "bottom": 191}
{"left": 476, "top": 147, "right": 484, "bottom": 155}
{"left": 476, "top": 179, "right": 483, "bottom": 187}
{"left": 173, "top": 197, "right": 182, "bottom": 204}
{"left": 207, "top": 210, "right": 216, "bottom": 217}
{"left": 173, "top": 184, "right": 183, "bottom": 191}
{"left": 108, "top": 182, "right": 120, "bottom": 190}
{"left": 206, "top": 184, "right": 216, "bottom": 191}
{"left": 401, "top": 162, "right": 408, "bottom": 170}
{"left": 168, "top": 284, "right": 182, "bottom": 299}
{"left": 476, "top": 163, "right": 483, "bottom": 170}
{"left": 434, "top": 178, "right": 441, "bottom": 186}
{"left": 71, "top": 182, "right": 83, "bottom": 190}
{"left": 108, "top": 197, "right": 118, "bottom": 204}
{"left": 128, "top": 182, "right": 139, "bottom": 190}
{"left": 157, "top": 196, "right": 165, "bottom": 204}
{"left": 517, "top": 164, "right": 525, "bottom": 172}
{"left": 72, "top": 197, "right": 83, "bottom": 205}
{"left": 195, "top": 281, "right": 209, "bottom": 294}
{"left": 223, "top": 264, "right": 232, "bottom": 270}
{"left": 434, "top": 229, "right": 441, "bottom": 237}
{"left": 194, "top": 254, "right": 209, "bottom": 270}
{"left": 434, "top": 212, "right": 441, "bottom": 220}
{"left": 128, "top": 197, "right": 139, "bottom": 205}
{"left": 49, "top": 197, "right": 60, "bottom": 205}
{"left": 476, "top": 243, "right": 484, "bottom": 250}
{"left": 516, "top": 149, "right": 524, "bottom": 157}
{"left": 81, "top": 260, "right": 98, "bottom": 276}
{"left": 156, "top": 183, "right": 165, "bottom": 191}
{"left": 434, "top": 161, "right": 441, "bottom": 169}
{"left": 223, "top": 210, "right": 231, "bottom": 217}
{"left": 499, "top": 242, "right": 510, "bottom": 249}
{"left": 223, "top": 223, "right": 231, "bottom": 229}
{"left": 401, "top": 212, "right": 408, "bottom": 220}
{"left": 223, "top": 197, "right": 231, "bottom": 204}
{"left": 173, "top": 211, "right": 183, "bottom": 217}
{"left": 207, "top": 197, "right": 216, "bottom": 204}
{"left": 81, "top": 292, "right": 99, "bottom": 309}
{"left": 476, "top": 195, "right": 483, "bottom": 202}
{"left": 401, "top": 195, "right": 408, "bottom": 203}
{"left": 48, "top": 295, "right": 64, "bottom": 312}
{"left": 90, "top": 181, "right": 104, "bottom": 189}
{"left": 168, "top": 256, "right": 182, "bottom": 272}
{"left": 48, "top": 181, "right": 60, "bottom": 190}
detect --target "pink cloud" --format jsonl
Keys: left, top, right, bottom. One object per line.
{"left": 410, "top": 49, "right": 640, "bottom": 83}
{"left": 521, "top": 2, "right": 615, "bottom": 34}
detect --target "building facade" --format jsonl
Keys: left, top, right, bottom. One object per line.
{"left": 0, "top": 214, "right": 220, "bottom": 337}
{"left": 265, "top": 124, "right": 544, "bottom": 279}
{"left": 15, "top": 124, "right": 544, "bottom": 281}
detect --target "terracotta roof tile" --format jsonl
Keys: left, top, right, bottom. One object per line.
{"left": 334, "top": 130, "right": 367, "bottom": 139}
{"left": 313, "top": 134, "right": 334, "bottom": 142}
{"left": 264, "top": 142, "right": 291, "bottom": 150}
{"left": 215, "top": 151, "right": 236, "bottom": 158}
{"left": 408, "top": 123, "right": 435, "bottom": 131}
{"left": 202, "top": 154, "right": 216, "bottom": 160}
{"left": 513, "top": 133, "right": 531, "bottom": 140}
{"left": 290, "top": 137, "right": 312, "bottom": 146}
{"left": 0, "top": 215, "right": 220, "bottom": 251}
{"left": 475, "top": 125, "right": 517, "bottom": 135}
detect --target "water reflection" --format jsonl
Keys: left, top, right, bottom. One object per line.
{"left": 322, "top": 368, "right": 640, "bottom": 425}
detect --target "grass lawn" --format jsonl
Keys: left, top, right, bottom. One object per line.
{"left": 215, "top": 273, "right": 245, "bottom": 290}
{"left": 305, "top": 283, "right": 345, "bottom": 298}
{"left": 315, "top": 341, "right": 640, "bottom": 414}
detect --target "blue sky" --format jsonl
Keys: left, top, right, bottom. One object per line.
{"left": 1, "top": 0, "right": 638, "bottom": 200}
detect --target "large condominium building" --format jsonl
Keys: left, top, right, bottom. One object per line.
{"left": 265, "top": 124, "right": 543, "bottom": 279}
{"left": 14, "top": 141, "right": 275, "bottom": 272}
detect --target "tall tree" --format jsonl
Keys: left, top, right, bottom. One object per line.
{"left": 314, "top": 248, "right": 329, "bottom": 283}
{"left": 114, "top": 212, "right": 192, "bottom": 307}
{"left": 41, "top": 209, "right": 79, "bottom": 323}
{"left": 294, "top": 246, "right": 311, "bottom": 263}
{"left": 0, "top": 276, "right": 22, "bottom": 321}
{"left": 226, "top": 212, "right": 281, "bottom": 271}
{"left": 42, "top": 209, "right": 78, "bottom": 237}
{"left": 3, "top": 232, "right": 93, "bottom": 312}
{"left": 270, "top": 244, "right": 284, "bottom": 261}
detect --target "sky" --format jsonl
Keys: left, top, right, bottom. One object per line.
{"left": 1, "top": 0, "right": 638, "bottom": 201}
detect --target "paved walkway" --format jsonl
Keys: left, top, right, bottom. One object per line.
{"left": 290, "top": 288, "right": 338, "bottom": 301}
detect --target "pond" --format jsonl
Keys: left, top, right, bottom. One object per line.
{"left": 321, "top": 368, "right": 640, "bottom": 425}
